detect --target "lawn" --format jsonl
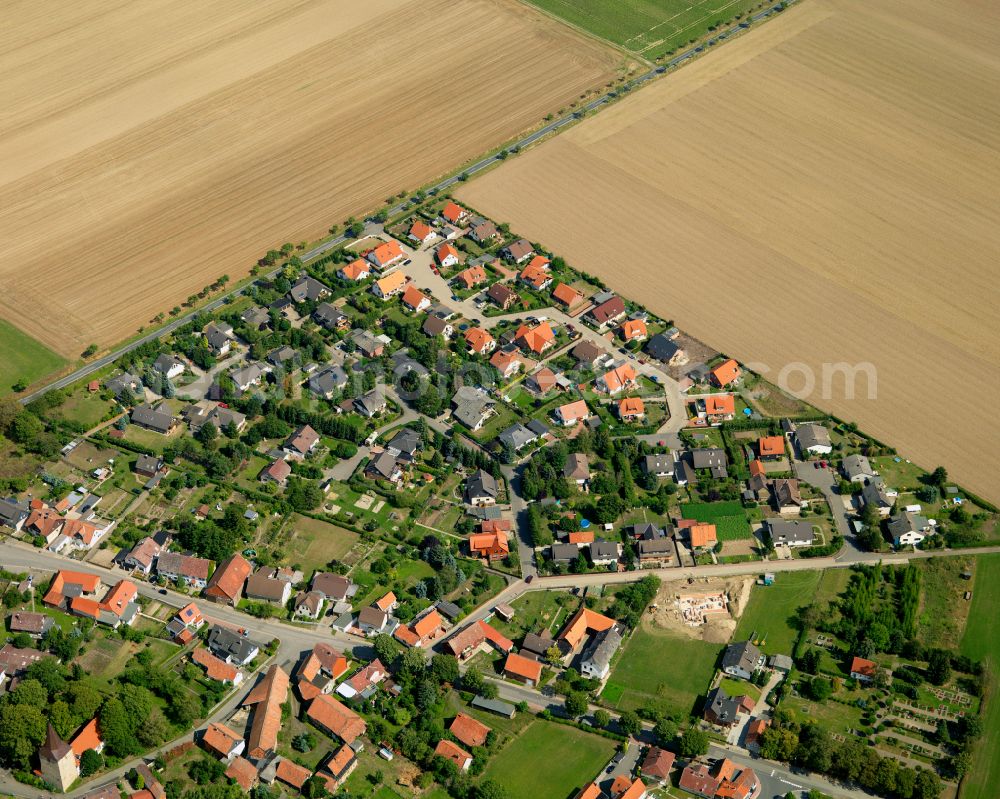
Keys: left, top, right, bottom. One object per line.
{"left": 719, "top": 678, "right": 759, "bottom": 702}
{"left": 958, "top": 554, "right": 1000, "bottom": 799}
{"left": 917, "top": 556, "right": 977, "bottom": 650}
{"left": 288, "top": 514, "right": 360, "bottom": 574}
{"left": 480, "top": 720, "right": 615, "bottom": 798}
{"left": 0, "top": 318, "right": 66, "bottom": 393}
{"left": 603, "top": 623, "right": 718, "bottom": 717}
{"left": 524, "top": 0, "right": 761, "bottom": 60}
{"left": 491, "top": 590, "right": 577, "bottom": 642}
{"left": 52, "top": 391, "right": 116, "bottom": 429}
{"left": 733, "top": 570, "right": 820, "bottom": 657}
{"left": 682, "top": 501, "right": 752, "bottom": 541}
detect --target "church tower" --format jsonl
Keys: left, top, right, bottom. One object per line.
{"left": 38, "top": 723, "right": 79, "bottom": 791}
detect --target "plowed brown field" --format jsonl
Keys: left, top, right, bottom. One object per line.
{"left": 0, "top": 0, "right": 619, "bottom": 358}
{"left": 458, "top": 0, "right": 1000, "bottom": 502}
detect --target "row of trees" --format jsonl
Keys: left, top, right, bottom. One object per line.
{"left": 758, "top": 713, "right": 942, "bottom": 799}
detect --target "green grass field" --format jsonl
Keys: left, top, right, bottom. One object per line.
{"left": 959, "top": 555, "right": 1000, "bottom": 799}
{"left": 289, "top": 514, "right": 360, "bottom": 574}
{"left": 682, "top": 501, "right": 752, "bottom": 541}
{"left": 481, "top": 721, "right": 615, "bottom": 797}
{"left": 733, "top": 570, "right": 819, "bottom": 656}
{"left": 604, "top": 624, "right": 718, "bottom": 717}
{"left": 0, "top": 318, "right": 65, "bottom": 393}
{"left": 525, "top": 0, "right": 761, "bottom": 60}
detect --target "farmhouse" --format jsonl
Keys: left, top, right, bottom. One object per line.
{"left": 192, "top": 647, "right": 241, "bottom": 685}
{"left": 294, "top": 643, "right": 349, "bottom": 702}
{"left": 502, "top": 652, "right": 543, "bottom": 686}
{"left": 157, "top": 552, "right": 211, "bottom": 588}
{"left": 204, "top": 553, "right": 252, "bottom": 605}
{"left": 449, "top": 714, "right": 491, "bottom": 748}
{"left": 446, "top": 620, "right": 513, "bottom": 661}
{"left": 680, "top": 758, "right": 759, "bottom": 799}
{"left": 8, "top": 611, "right": 53, "bottom": 639}
{"left": 245, "top": 568, "right": 292, "bottom": 605}
{"left": 242, "top": 665, "right": 289, "bottom": 761}
{"left": 201, "top": 722, "right": 245, "bottom": 761}
{"left": 435, "top": 739, "right": 473, "bottom": 771}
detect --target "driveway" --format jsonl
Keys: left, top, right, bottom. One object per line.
{"left": 790, "top": 455, "right": 863, "bottom": 559}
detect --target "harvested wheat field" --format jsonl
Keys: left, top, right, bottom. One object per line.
{"left": 458, "top": 0, "right": 1000, "bottom": 503}
{"left": 0, "top": 0, "right": 620, "bottom": 359}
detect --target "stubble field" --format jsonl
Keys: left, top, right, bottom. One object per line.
{"left": 0, "top": 0, "right": 620, "bottom": 363}
{"left": 457, "top": 0, "right": 1000, "bottom": 503}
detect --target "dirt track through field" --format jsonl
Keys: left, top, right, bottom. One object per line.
{"left": 0, "top": 0, "right": 619, "bottom": 358}
{"left": 458, "top": 0, "right": 1000, "bottom": 503}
